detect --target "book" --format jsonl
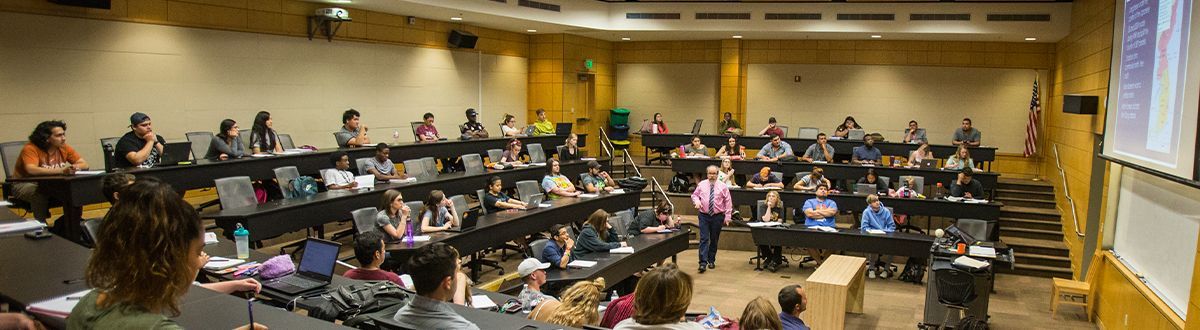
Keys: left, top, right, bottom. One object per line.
{"left": 26, "top": 289, "right": 91, "bottom": 319}
{"left": 609, "top": 246, "right": 635, "bottom": 254}
{"left": 0, "top": 221, "right": 45, "bottom": 235}
{"left": 746, "top": 221, "right": 783, "bottom": 228}
{"left": 865, "top": 229, "right": 886, "bottom": 235}
{"left": 204, "top": 257, "right": 247, "bottom": 270}
{"left": 470, "top": 295, "right": 498, "bottom": 310}
{"left": 568, "top": 260, "right": 597, "bottom": 268}
{"left": 968, "top": 246, "right": 997, "bottom": 258}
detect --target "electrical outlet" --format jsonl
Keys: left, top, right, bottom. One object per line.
{"left": 793, "top": 75, "right": 802, "bottom": 83}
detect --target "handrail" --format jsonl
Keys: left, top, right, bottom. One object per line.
{"left": 651, "top": 177, "right": 675, "bottom": 213}
{"left": 1052, "top": 144, "right": 1085, "bottom": 238}
{"left": 597, "top": 127, "right": 614, "bottom": 159}
{"left": 623, "top": 151, "right": 642, "bottom": 177}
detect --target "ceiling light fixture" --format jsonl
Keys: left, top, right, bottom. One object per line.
{"left": 621, "top": 37, "right": 631, "bottom": 41}
{"left": 329, "top": 0, "right": 352, "bottom": 3}
{"left": 527, "top": 29, "right": 538, "bottom": 33}
{"left": 870, "top": 35, "right": 882, "bottom": 39}
{"left": 732, "top": 35, "right": 743, "bottom": 39}
{"left": 1025, "top": 37, "right": 1038, "bottom": 41}
{"left": 450, "top": 17, "right": 463, "bottom": 21}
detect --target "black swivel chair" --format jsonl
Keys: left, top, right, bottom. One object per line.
{"left": 934, "top": 268, "right": 979, "bottom": 330}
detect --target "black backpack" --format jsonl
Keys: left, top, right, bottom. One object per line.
{"left": 667, "top": 173, "right": 691, "bottom": 193}
{"left": 306, "top": 281, "right": 409, "bottom": 324}
{"left": 617, "top": 176, "right": 648, "bottom": 192}
{"left": 898, "top": 257, "right": 927, "bottom": 284}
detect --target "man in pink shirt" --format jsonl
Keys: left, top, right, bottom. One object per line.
{"left": 691, "top": 165, "right": 732, "bottom": 273}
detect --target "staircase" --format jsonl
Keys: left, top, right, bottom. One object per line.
{"left": 995, "top": 178, "right": 1073, "bottom": 278}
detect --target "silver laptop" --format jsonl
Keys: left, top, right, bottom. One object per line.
{"left": 855, "top": 183, "right": 878, "bottom": 195}
{"left": 523, "top": 193, "right": 545, "bottom": 210}
{"left": 848, "top": 129, "right": 866, "bottom": 141}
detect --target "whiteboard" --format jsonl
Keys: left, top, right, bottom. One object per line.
{"left": 1112, "top": 166, "right": 1200, "bottom": 317}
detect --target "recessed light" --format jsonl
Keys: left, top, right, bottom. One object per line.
{"left": 870, "top": 35, "right": 882, "bottom": 39}
{"left": 621, "top": 37, "right": 631, "bottom": 41}
{"left": 527, "top": 29, "right": 538, "bottom": 33}
{"left": 732, "top": 35, "right": 743, "bottom": 39}
{"left": 450, "top": 17, "right": 463, "bottom": 21}
{"left": 1025, "top": 37, "right": 1038, "bottom": 41}
{"left": 329, "top": 0, "right": 352, "bottom": 3}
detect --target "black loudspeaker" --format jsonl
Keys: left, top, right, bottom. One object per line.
{"left": 1063, "top": 95, "right": 1099, "bottom": 114}
{"left": 48, "top": 0, "right": 111, "bottom": 9}
{"left": 448, "top": 30, "right": 478, "bottom": 49}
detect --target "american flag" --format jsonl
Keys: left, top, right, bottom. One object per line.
{"left": 1023, "top": 78, "right": 1041, "bottom": 157}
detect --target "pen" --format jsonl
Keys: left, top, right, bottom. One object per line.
{"left": 247, "top": 298, "right": 255, "bottom": 328}
{"left": 62, "top": 278, "right": 85, "bottom": 284}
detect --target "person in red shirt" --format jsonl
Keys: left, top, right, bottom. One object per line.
{"left": 12, "top": 120, "right": 89, "bottom": 221}
{"left": 344, "top": 231, "right": 405, "bottom": 286}
{"left": 599, "top": 290, "right": 635, "bottom": 328}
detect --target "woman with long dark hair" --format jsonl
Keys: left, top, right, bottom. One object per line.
{"left": 250, "top": 111, "right": 283, "bottom": 154}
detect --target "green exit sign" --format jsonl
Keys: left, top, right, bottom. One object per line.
{"left": 584, "top": 59, "right": 594, "bottom": 70}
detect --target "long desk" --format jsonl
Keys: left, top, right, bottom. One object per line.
{"left": 751, "top": 225, "right": 936, "bottom": 258}
{"left": 671, "top": 158, "right": 999, "bottom": 191}
{"left": 7, "top": 134, "right": 585, "bottom": 244}
{"left": 544, "top": 230, "right": 690, "bottom": 290}
{"left": 640, "top": 133, "right": 997, "bottom": 163}
{"left": 729, "top": 189, "right": 1003, "bottom": 221}
{"left": 206, "top": 159, "right": 600, "bottom": 242}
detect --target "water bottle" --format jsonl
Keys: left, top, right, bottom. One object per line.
{"left": 392, "top": 130, "right": 400, "bottom": 144}
{"left": 934, "top": 182, "right": 945, "bottom": 199}
{"left": 405, "top": 220, "right": 415, "bottom": 247}
{"left": 521, "top": 284, "right": 534, "bottom": 314}
{"left": 234, "top": 223, "right": 250, "bottom": 259}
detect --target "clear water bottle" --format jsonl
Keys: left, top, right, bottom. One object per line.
{"left": 234, "top": 223, "right": 250, "bottom": 259}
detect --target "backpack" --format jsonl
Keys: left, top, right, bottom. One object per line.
{"left": 617, "top": 176, "right": 648, "bottom": 192}
{"left": 667, "top": 173, "right": 691, "bottom": 193}
{"left": 288, "top": 176, "right": 318, "bottom": 199}
{"left": 898, "top": 257, "right": 927, "bottom": 284}
{"left": 306, "top": 281, "right": 409, "bottom": 324}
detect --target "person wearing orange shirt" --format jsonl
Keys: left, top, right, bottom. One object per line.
{"left": 12, "top": 120, "right": 89, "bottom": 221}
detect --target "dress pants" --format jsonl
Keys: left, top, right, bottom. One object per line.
{"left": 697, "top": 212, "right": 725, "bottom": 266}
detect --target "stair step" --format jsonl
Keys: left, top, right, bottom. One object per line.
{"left": 999, "top": 217, "right": 1063, "bottom": 231}
{"left": 996, "top": 189, "right": 1055, "bottom": 201}
{"left": 999, "top": 263, "right": 1073, "bottom": 278}
{"left": 995, "top": 196, "right": 1057, "bottom": 209}
{"left": 1003, "top": 227, "right": 1063, "bottom": 241}
{"left": 1001, "top": 235, "right": 1069, "bottom": 257}
{"left": 1014, "top": 252, "right": 1072, "bottom": 268}
{"left": 997, "top": 178, "right": 1055, "bottom": 193}
{"left": 1001, "top": 205, "right": 1062, "bottom": 221}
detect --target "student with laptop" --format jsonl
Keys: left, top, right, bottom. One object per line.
{"left": 364, "top": 143, "right": 407, "bottom": 182}
{"left": 856, "top": 169, "right": 889, "bottom": 194}
{"left": 419, "top": 190, "right": 459, "bottom": 234}
{"left": 572, "top": 209, "right": 627, "bottom": 258}
{"left": 322, "top": 151, "right": 358, "bottom": 190}
{"left": 483, "top": 176, "right": 528, "bottom": 213}
{"left": 851, "top": 135, "right": 883, "bottom": 165}
{"left": 907, "top": 142, "right": 935, "bottom": 167}
{"left": 581, "top": 160, "right": 616, "bottom": 193}
{"left": 375, "top": 189, "right": 412, "bottom": 241}
{"left": 11, "top": 120, "right": 90, "bottom": 222}
{"left": 800, "top": 133, "right": 835, "bottom": 163}
{"left": 345, "top": 231, "right": 405, "bottom": 286}
{"left": 250, "top": 111, "right": 284, "bottom": 154}
{"left": 392, "top": 242, "right": 479, "bottom": 330}
{"left": 335, "top": 108, "right": 370, "bottom": 148}
{"left": 832, "top": 116, "right": 863, "bottom": 139}
{"left": 542, "top": 158, "right": 581, "bottom": 200}
{"left": 531, "top": 108, "right": 555, "bottom": 136}
{"left": 501, "top": 114, "right": 524, "bottom": 137}
{"left": 205, "top": 119, "right": 245, "bottom": 161}
{"left": 860, "top": 194, "right": 896, "bottom": 279}
{"left": 114, "top": 112, "right": 166, "bottom": 168}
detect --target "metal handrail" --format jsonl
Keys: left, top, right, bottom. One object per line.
{"left": 651, "top": 177, "right": 675, "bottom": 213}
{"left": 1052, "top": 143, "right": 1085, "bottom": 237}
{"left": 623, "top": 152, "right": 642, "bottom": 177}
{"left": 597, "top": 127, "right": 614, "bottom": 159}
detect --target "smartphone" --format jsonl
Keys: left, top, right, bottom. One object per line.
{"left": 25, "top": 230, "right": 52, "bottom": 240}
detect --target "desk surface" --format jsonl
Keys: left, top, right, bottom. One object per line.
{"left": 544, "top": 230, "right": 690, "bottom": 289}
{"left": 0, "top": 236, "right": 91, "bottom": 309}
{"left": 639, "top": 133, "right": 997, "bottom": 162}
{"left": 751, "top": 224, "right": 936, "bottom": 258}
{"left": 670, "top": 158, "right": 999, "bottom": 190}
{"left": 729, "top": 188, "right": 1003, "bottom": 221}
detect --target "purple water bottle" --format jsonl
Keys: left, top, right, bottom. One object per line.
{"left": 405, "top": 221, "right": 415, "bottom": 247}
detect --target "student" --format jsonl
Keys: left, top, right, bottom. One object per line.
{"left": 345, "top": 231, "right": 405, "bottom": 286}
{"left": 758, "top": 117, "right": 785, "bottom": 138}
{"left": 375, "top": 189, "right": 411, "bottom": 241}
{"left": 950, "top": 168, "right": 985, "bottom": 199}
{"left": 739, "top": 296, "right": 783, "bottom": 330}
{"left": 542, "top": 224, "right": 576, "bottom": 269}
{"left": 860, "top": 194, "right": 896, "bottom": 279}
{"left": 613, "top": 264, "right": 703, "bottom": 330}
{"left": 460, "top": 108, "right": 488, "bottom": 139}
{"left": 800, "top": 133, "right": 835, "bottom": 163}
{"left": 581, "top": 160, "right": 616, "bottom": 193}
{"left": 777, "top": 285, "right": 811, "bottom": 330}
{"left": 559, "top": 133, "right": 581, "bottom": 161}
{"left": 832, "top": 116, "right": 862, "bottom": 139}
{"left": 70, "top": 177, "right": 262, "bottom": 330}
{"left": 532, "top": 108, "right": 555, "bottom": 136}
{"left": 716, "top": 158, "right": 737, "bottom": 187}
{"left": 953, "top": 118, "right": 981, "bottom": 146}
{"left": 907, "top": 142, "right": 934, "bottom": 167}
{"left": 573, "top": 209, "right": 627, "bottom": 257}
{"left": 419, "top": 190, "right": 459, "bottom": 234}
{"left": 692, "top": 165, "right": 732, "bottom": 273}
{"left": 599, "top": 289, "right": 636, "bottom": 328}
{"left": 364, "top": 143, "right": 406, "bottom": 181}
{"left": 720, "top": 112, "right": 742, "bottom": 135}
{"left": 0, "top": 313, "right": 41, "bottom": 330}
{"left": 629, "top": 201, "right": 679, "bottom": 236}
{"left": 416, "top": 113, "right": 441, "bottom": 143}
{"left": 903, "top": 120, "right": 927, "bottom": 144}
{"left": 715, "top": 135, "right": 746, "bottom": 160}
{"left": 540, "top": 278, "right": 606, "bottom": 328}
{"left": 757, "top": 135, "right": 794, "bottom": 162}
{"left": 335, "top": 109, "right": 370, "bottom": 148}
{"left": 501, "top": 114, "right": 523, "bottom": 137}
{"left": 851, "top": 135, "right": 882, "bottom": 165}
{"left": 101, "top": 173, "right": 135, "bottom": 205}
{"left": 114, "top": 112, "right": 166, "bottom": 168}
{"left": 392, "top": 242, "right": 479, "bottom": 330}
{"left": 945, "top": 145, "right": 975, "bottom": 170}
{"left": 541, "top": 159, "right": 581, "bottom": 199}
{"left": 757, "top": 191, "right": 785, "bottom": 272}
{"left": 802, "top": 185, "right": 837, "bottom": 264}
{"left": 516, "top": 258, "right": 558, "bottom": 309}
{"left": 322, "top": 151, "right": 358, "bottom": 190}
{"left": 681, "top": 135, "right": 708, "bottom": 157}
{"left": 857, "top": 168, "right": 889, "bottom": 192}
{"left": 649, "top": 113, "right": 668, "bottom": 134}
{"left": 500, "top": 139, "right": 526, "bottom": 165}
{"left": 793, "top": 167, "right": 830, "bottom": 192}
{"left": 12, "top": 120, "right": 89, "bottom": 221}
{"left": 483, "top": 176, "right": 527, "bottom": 213}
{"left": 250, "top": 111, "right": 283, "bottom": 154}
{"left": 206, "top": 119, "right": 244, "bottom": 161}
{"left": 746, "top": 166, "right": 784, "bottom": 189}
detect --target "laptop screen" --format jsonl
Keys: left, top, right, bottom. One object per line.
{"left": 299, "top": 239, "right": 340, "bottom": 278}
{"left": 556, "top": 123, "right": 572, "bottom": 135}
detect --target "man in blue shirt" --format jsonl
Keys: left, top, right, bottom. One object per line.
{"left": 757, "top": 135, "right": 794, "bottom": 162}
{"left": 851, "top": 135, "right": 882, "bottom": 165}
{"left": 777, "top": 284, "right": 810, "bottom": 330}
{"left": 803, "top": 184, "right": 838, "bottom": 227}
{"left": 541, "top": 224, "right": 576, "bottom": 269}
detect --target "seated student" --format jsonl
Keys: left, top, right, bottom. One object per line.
{"left": 953, "top": 117, "right": 982, "bottom": 147}
{"left": 716, "top": 158, "right": 738, "bottom": 187}
{"left": 250, "top": 111, "right": 283, "bottom": 154}
{"left": 720, "top": 112, "right": 742, "bottom": 136}
{"left": 335, "top": 109, "right": 370, "bottom": 148}
{"left": 739, "top": 296, "right": 783, "bottom": 330}
{"left": 345, "top": 231, "right": 405, "bottom": 286}
{"left": 860, "top": 194, "right": 896, "bottom": 279}
{"left": 416, "top": 112, "right": 441, "bottom": 143}
{"left": 206, "top": 119, "right": 245, "bottom": 160}
{"left": 950, "top": 168, "right": 985, "bottom": 199}
{"left": 501, "top": 114, "right": 524, "bottom": 137}
{"left": 800, "top": 133, "right": 835, "bottom": 163}
{"left": 907, "top": 142, "right": 934, "bottom": 167}
{"left": 532, "top": 108, "right": 556, "bottom": 136}
{"left": 460, "top": 108, "right": 488, "bottom": 139}
{"left": 542, "top": 159, "right": 581, "bottom": 199}
{"left": 483, "top": 176, "right": 527, "bottom": 213}
{"left": 114, "top": 112, "right": 166, "bottom": 169}
{"left": 715, "top": 135, "right": 746, "bottom": 160}
{"left": 392, "top": 242, "right": 480, "bottom": 330}
{"left": 857, "top": 168, "right": 889, "bottom": 193}
{"left": 629, "top": 201, "right": 680, "bottom": 236}
{"left": 792, "top": 167, "right": 830, "bottom": 192}
{"left": 851, "top": 135, "right": 882, "bottom": 165}
{"left": 613, "top": 263, "right": 703, "bottom": 330}
{"left": 648, "top": 113, "right": 669, "bottom": 134}
{"left": 12, "top": 120, "right": 89, "bottom": 221}
{"left": 573, "top": 209, "right": 627, "bottom": 257}
{"left": 757, "top": 191, "right": 786, "bottom": 272}
{"left": 802, "top": 185, "right": 838, "bottom": 264}
{"left": 533, "top": 278, "right": 606, "bottom": 327}
{"left": 832, "top": 116, "right": 863, "bottom": 139}
{"left": 516, "top": 258, "right": 558, "bottom": 309}
{"left": 559, "top": 133, "right": 581, "bottom": 162}
{"left": 375, "top": 189, "right": 412, "bottom": 241}
{"left": 364, "top": 143, "right": 406, "bottom": 181}
{"left": 745, "top": 166, "right": 784, "bottom": 189}
{"left": 681, "top": 135, "right": 708, "bottom": 157}
{"left": 581, "top": 160, "right": 616, "bottom": 193}
{"left": 903, "top": 120, "right": 927, "bottom": 144}
{"left": 101, "top": 172, "right": 135, "bottom": 205}
{"left": 322, "top": 151, "right": 358, "bottom": 190}
{"left": 70, "top": 177, "right": 262, "bottom": 330}
{"left": 757, "top": 135, "right": 794, "bottom": 162}
{"left": 758, "top": 117, "right": 785, "bottom": 138}
{"left": 542, "top": 224, "right": 576, "bottom": 269}
{"left": 499, "top": 139, "right": 526, "bottom": 165}
{"left": 777, "top": 285, "right": 811, "bottom": 330}
{"left": 600, "top": 288, "right": 636, "bottom": 328}
{"left": 419, "top": 190, "right": 459, "bottom": 234}
{"left": 944, "top": 145, "right": 975, "bottom": 170}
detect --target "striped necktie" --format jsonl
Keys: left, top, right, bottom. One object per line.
{"left": 707, "top": 183, "right": 715, "bottom": 214}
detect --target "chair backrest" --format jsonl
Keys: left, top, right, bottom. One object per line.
{"left": 355, "top": 158, "right": 373, "bottom": 176}
{"left": 403, "top": 159, "right": 425, "bottom": 177}
{"left": 420, "top": 157, "right": 438, "bottom": 176}
{"left": 83, "top": 217, "right": 103, "bottom": 245}
{"left": 100, "top": 137, "right": 121, "bottom": 172}
{"left": 449, "top": 195, "right": 468, "bottom": 218}
{"left": 792, "top": 172, "right": 811, "bottom": 187}
{"left": 777, "top": 125, "right": 789, "bottom": 137}
{"left": 529, "top": 238, "right": 550, "bottom": 261}
{"left": 691, "top": 119, "right": 703, "bottom": 135}
{"left": 556, "top": 145, "right": 566, "bottom": 158}
{"left": 273, "top": 166, "right": 300, "bottom": 198}
{"left": 462, "top": 154, "right": 484, "bottom": 173}
{"left": 410, "top": 121, "right": 424, "bottom": 142}
{"left": 899, "top": 175, "right": 925, "bottom": 194}
{"left": 756, "top": 200, "right": 768, "bottom": 221}
{"left": 878, "top": 176, "right": 891, "bottom": 189}
{"left": 352, "top": 207, "right": 379, "bottom": 234}
{"left": 184, "top": 132, "right": 214, "bottom": 160}
{"left": 405, "top": 201, "right": 424, "bottom": 228}
{"left": 278, "top": 133, "right": 296, "bottom": 149}
{"left": 515, "top": 180, "right": 541, "bottom": 202}
{"left": 957, "top": 218, "right": 990, "bottom": 242}
{"left": 527, "top": 143, "right": 547, "bottom": 163}
{"left": 770, "top": 171, "right": 783, "bottom": 182}
{"left": 238, "top": 129, "right": 252, "bottom": 154}
{"left": 476, "top": 189, "right": 488, "bottom": 214}
{"left": 486, "top": 149, "right": 504, "bottom": 163}
{"left": 934, "top": 268, "right": 978, "bottom": 307}
{"left": 215, "top": 176, "right": 257, "bottom": 210}
{"left": 611, "top": 209, "right": 634, "bottom": 239}
{"left": 797, "top": 127, "right": 820, "bottom": 139}
{"left": 0, "top": 141, "right": 26, "bottom": 180}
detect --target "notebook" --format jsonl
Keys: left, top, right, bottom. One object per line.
{"left": 353, "top": 175, "right": 375, "bottom": 190}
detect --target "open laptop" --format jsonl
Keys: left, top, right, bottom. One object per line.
{"left": 918, "top": 159, "right": 938, "bottom": 169}
{"left": 555, "top": 122, "right": 573, "bottom": 135}
{"left": 353, "top": 175, "right": 374, "bottom": 190}
{"left": 855, "top": 183, "right": 878, "bottom": 195}
{"left": 523, "top": 193, "right": 545, "bottom": 210}
{"left": 445, "top": 209, "right": 482, "bottom": 233}
{"left": 848, "top": 129, "right": 866, "bottom": 141}
{"left": 157, "top": 142, "right": 193, "bottom": 166}
{"left": 263, "top": 238, "right": 340, "bottom": 295}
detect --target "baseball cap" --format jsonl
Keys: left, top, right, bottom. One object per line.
{"left": 587, "top": 160, "right": 602, "bottom": 169}
{"left": 130, "top": 112, "right": 151, "bottom": 126}
{"left": 465, "top": 108, "right": 478, "bottom": 116}
{"left": 517, "top": 258, "right": 550, "bottom": 277}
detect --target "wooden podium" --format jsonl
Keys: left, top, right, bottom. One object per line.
{"left": 806, "top": 254, "right": 866, "bottom": 330}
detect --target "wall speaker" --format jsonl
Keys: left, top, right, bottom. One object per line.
{"left": 448, "top": 30, "right": 478, "bottom": 49}
{"left": 1063, "top": 95, "right": 1099, "bottom": 115}
{"left": 48, "top": 0, "right": 111, "bottom": 9}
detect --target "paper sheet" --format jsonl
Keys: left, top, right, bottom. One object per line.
{"left": 968, "top": 246, "right": 997, "bottom": 258}
{"left": 865, "top": 229, "right": 886, "bottom": 235}
{"left": 26, "top": 289, "right": 91, "bottom": 319}
{"left": 568, "top": 260, "right": 597, "bottom": 268}
{"left": 609, "top": 246, "right": 635, "bottom": 254}
{"left": 470, "top": 295, "right": 498, "bottom": 309}
{"left": 74, "top": 170, "right": 104, "bottom": 176}
{"left": 746, "top": 221, "right": 783, "bottom": 228}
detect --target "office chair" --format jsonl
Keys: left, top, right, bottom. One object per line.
{"left": 214, "top": 176, "right": 257, "bottom": 210}
{"left": 797, "top": 127, "right": 819, "bottom": 139}
{"left": 238, "top": 129, "right": 252, "bottom": 155}
{"left": 351, "top": 207, "right": 378, "bottom": 235}
{"left": 527, "top": 143, "right": 547, "bottom": 163}
{"left": 184, "top": 132, "right": 214, "bottom": 161}
{"left": 278, "top": 133, "right": 296, "bottom": 150}
{"left": 934, "top": 268, "right": 979, "bottom": 330}
{"left": 462, "top": 154, "right": 484, "bottom": 174}
{"left": 486, "top": 149, "right": 504, "bottom": 164}
{"left": 100, "top": 137, "right": 121, "bottom": 172}
{"left": 0, "top": 141, "right": 33, "bottom": 216}
{"left": 355, "top": 158, "right": 373, "bottom": 176}
{"left": 748, "top": 200, "right": 789, "bottom": 272}
{"left": 515, "top": 180, "right": 541, "bottom": 203}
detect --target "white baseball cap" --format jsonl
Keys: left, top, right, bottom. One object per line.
{"left": 517, "top": 258, "right": 551, "bottom": 277}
